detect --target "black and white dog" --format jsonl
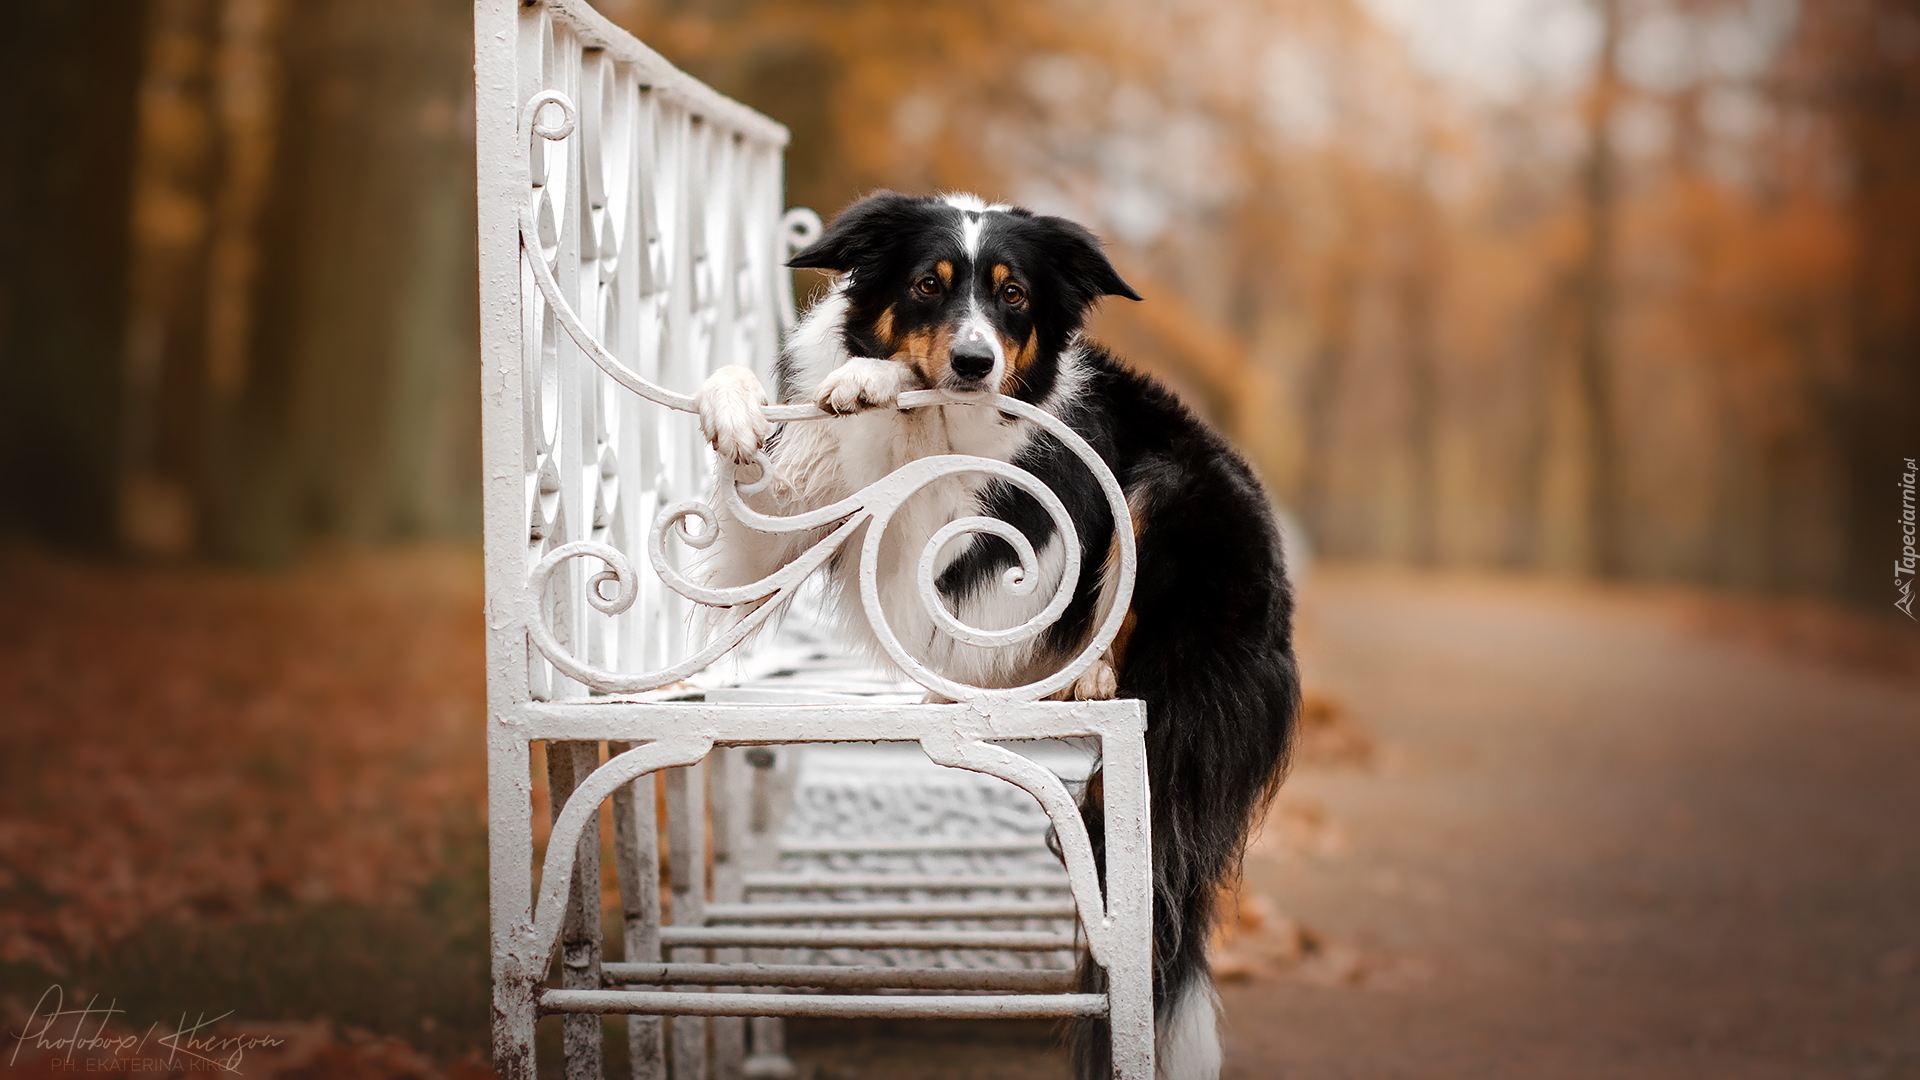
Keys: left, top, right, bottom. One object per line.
{"left": 696, "top": 192, "right": 1299, "bottom": 1079}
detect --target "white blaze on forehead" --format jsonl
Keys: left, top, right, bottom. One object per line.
{"left": 941, "top": 192, "right": 1011, "bottom": 258}
{"left": 959, "top": 212, "right": 985, "bottom": 257}
{"left": 941, "top": 192, "right": 1010, "bottom": 214}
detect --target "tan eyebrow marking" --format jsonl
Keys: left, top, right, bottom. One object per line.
{"left": 992, "top": 264, "right": 1013, "bottom": 287}
{"left": 935, "top": 260, "right": 953, "bottom": 287}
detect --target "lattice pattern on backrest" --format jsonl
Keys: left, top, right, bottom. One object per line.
{"left": 495, "top": 0, "right": 806, "bottom": 702}
{"left": 479, "top": 0, "right": 1135, "bottom": 707}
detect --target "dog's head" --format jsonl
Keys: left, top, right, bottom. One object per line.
{"left": 789, "top": 192, "right": 1140, "bottom": 399}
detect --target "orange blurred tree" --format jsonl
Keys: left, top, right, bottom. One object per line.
{"left": 622, "top": 0, "right": 1892, "bottom": 596}
{"left": 1, "top": 0, "right": 1910, "bottom": 605}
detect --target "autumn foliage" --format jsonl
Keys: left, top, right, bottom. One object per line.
{"left": 2, "top": 0, "right": 1910, "bottom": 603}
{"left": 616, "top": 0, "right": 1916, "bottom": 600}
{"left": 0, "top": 546, "right": 487, "bottom": 972}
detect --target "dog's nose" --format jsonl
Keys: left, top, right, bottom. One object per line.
{"left": 950, "top": 342, "right": 995, "bottom": 383}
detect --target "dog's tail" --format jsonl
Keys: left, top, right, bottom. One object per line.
{"left": 1066, "top": 630, "right": 1299, "bottom": 1079}
{"left": 1067, "top": 924, "right": 1222, "bottom": 1080}
{"left": 1062, "top": 784, "right": 1242, "bottom": 1080}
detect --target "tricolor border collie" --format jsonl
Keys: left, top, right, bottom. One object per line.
{"left": 696, "top": 192, "right": 1299, "bottom": 1079}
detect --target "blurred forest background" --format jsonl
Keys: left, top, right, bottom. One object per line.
{"left": 2, "top": 0, "right": 1916, "bottom": 604}
{"left": 1, "top": 4, "right": 1916, "bottom": 1075}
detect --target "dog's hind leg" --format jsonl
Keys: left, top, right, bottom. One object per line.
{"left": 1047, "top": 649, "right": 1118, "bottom": 702}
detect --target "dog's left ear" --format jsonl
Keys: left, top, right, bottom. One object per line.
{"left": 1031, "top": 216, "right": 1143, "bottom": 304}
{"left": 787, "top": 191, "right": 927, "bottom": 274}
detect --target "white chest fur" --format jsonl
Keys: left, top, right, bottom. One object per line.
{"left": 725, "top": 287, "right": 1075, "bottom": 689}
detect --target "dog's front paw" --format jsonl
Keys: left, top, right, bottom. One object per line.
{"left": 814, "top": 357, "right": 906, "bottom": 415}
{"left": 697, "top": 365, "right": 770, "bottom": 465}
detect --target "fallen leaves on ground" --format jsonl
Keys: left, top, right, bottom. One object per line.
{"left": 1247, "top": 795, "right": 1350, "bottom": 862}
{"left": 0, "top": 544, "right": 488, "bottom": 972}
{"left": 1217, "top": 693, "right": 1434, "bottom": 989}
{"left": 1291, "top": 689, "right": 1380, "bottom": 770}
{"left": 1210, "top": 884, "right": 1434, "bottom": 990}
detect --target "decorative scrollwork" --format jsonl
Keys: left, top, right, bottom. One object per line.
{"left": 524, "top": 89, "right": 577, "bottom": 142}
{"left": 780, "top": 207, "right": 823, "bottom": 257}
{"left": 516, "top": 89, "right": 1137, "bottom": 704}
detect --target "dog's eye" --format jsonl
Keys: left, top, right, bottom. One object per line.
{"left": 999, "top": 282, "right": 1027, "bottom": 305}
{"left": 913, "top": 275, "right": 941, "bottom": 297}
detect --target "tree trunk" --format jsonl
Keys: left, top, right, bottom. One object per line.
{"left": 122, "top": 0, "right": 223, "bottom": 558}
{"left": 0, "top": 0, "right": 149, "bottom": 548}
{"left": 1573, "top": 0, "right": 1624, "bottom": 577}
{"left": 1399, "top": 173, "right": 1443, "bottom": 566}
{"left": 1300, "top": 259, "right": 1356, "bottom": 552}
{"left": 206, "top": 0, "right": 478, "bottom": 563}
{"left": 1826, "top": 0, "right": 1920, "bottom": 612}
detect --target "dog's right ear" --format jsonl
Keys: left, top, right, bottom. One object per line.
{"left": 787, "top": 191, "right": 926, "bottom": 272}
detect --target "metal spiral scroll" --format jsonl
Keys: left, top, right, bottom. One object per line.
{"left": 519, "top": 89, "right": 1137, "bottom": 704}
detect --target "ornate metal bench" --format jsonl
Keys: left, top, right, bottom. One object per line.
{"left": 474, "top": 3, "right": 1153, "bottom": 1077}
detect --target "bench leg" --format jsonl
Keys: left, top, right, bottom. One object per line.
{"left": 550, "top": 740, "right": 608, "bottom": 1080}
{"left": 744, "top": 1018, "right": 792, "bottom": 1078}
{"left": 743, "top": 750, "right": 795, "bottom": 1079}
{"left": 490, "top": 732, "right": 538, "bottom": 1080}
{"left": 666, "top": 760, "right": 709, "bottom": 1080}
{"left": 611, "top": 744, "right": 666, "bottom": 1080}
{"left": 709, "top": 749, "right": 748, "bottom": 1080}
{"left": 1104, "top": 731, "right": 1156, "bottom": 1080}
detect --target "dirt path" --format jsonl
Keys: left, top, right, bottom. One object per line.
{"left": 4, "top": 549, "right": 1912, "bottom": 1078}
{"left": 1222, "top": 570, "right": 1920, "bottom": 1080}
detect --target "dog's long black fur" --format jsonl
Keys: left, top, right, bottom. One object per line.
{"left": 951, "top": 341, "right": 1299, "bottom": 1078}
{"left": 1052, "top": 348, "right": 1299, "bottom": 1078}
{"left": 752, "top": 192, "right": 1300, "bottom": 1077}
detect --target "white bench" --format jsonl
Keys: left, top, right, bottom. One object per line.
{"left": 474, "top": 3, "right": 1154, "bottom": 1077}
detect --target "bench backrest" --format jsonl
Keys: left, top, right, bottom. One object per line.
{"left": 478, "top": 0, "right": 817, "bottom": 703}
{"left": 477, "top": 0, "right": 1135, "bottom": 708}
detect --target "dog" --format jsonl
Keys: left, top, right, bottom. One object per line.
{"left": 695, "top": 191, "right": 1300, "bottom": 1079}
